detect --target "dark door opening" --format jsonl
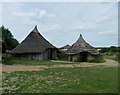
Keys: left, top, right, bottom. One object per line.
{"left": 48, "top": 49, "right": 53, "bottom": 59}
{"left": 80, "top": 52, "right": 88, "bottom": 62}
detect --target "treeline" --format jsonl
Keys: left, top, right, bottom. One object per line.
{"left": 99, "top": 46, "right": 120, "bottom": 54}
{"left": 0, "top": 26, "right": 19, "bottom": 53}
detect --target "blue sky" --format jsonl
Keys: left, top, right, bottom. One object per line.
{"left": 1, "top": 2, "right": 118, "bottom": 47}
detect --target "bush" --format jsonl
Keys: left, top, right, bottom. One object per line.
{"left": 2, "top": 53, "right": 15, "bottom": 65}
{"left": 113, "top": 54, "right": 120, "bottom": 63}
{"left": 57, "top": 52, "right": 68, "bottom": 60}
{"left": 92, "top": 54, "right": 105, "bottom": 63}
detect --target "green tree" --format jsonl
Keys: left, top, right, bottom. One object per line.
{"left": 0, "top": 25, "right": 19, "bottom": 50}
{"left": 110, "top": 46, "right": 118, "bottom": 52}
{"left": 2, "top": 41, "right": 7, "bottom": 53}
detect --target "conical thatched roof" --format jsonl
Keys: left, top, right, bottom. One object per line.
{"left": 60, "top": 44, "right": 70, "bottom": 49}
{"left": 66, "top": 34, "right": 99, "bottom": 55}
{"left": 59, "top": 44, "right": 71, "bottom": 52}
{"left": 11, "top": 26, "right": 56, "bottom": 54}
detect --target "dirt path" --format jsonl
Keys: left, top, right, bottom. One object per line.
{"left": 1, "top": 59, "right": 119, "bottom": 73}
{"left": 2, "top": 65, "right": 48, "bottom": 73}
{"left": 98, "top": 59, "right": 119, "bottom": 67}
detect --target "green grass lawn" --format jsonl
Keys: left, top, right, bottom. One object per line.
{"left": 3, "top": 55, "right": 105, "bottom": 66}
{"left": 2, "top": 67, "right": 118, "bottom": 93}
{"left": 3, "top": 57, "right": 76, "bottom": 66}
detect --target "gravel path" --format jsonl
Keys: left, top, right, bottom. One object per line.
{"left": 1, "top": 59, "right": 119, "bottom": 73}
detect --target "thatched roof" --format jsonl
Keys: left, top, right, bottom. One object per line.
{"left": 11, "top": 26, "right": 56, "bottom": 54}
{"left": 66, "top": 34, "right": 99, "bottom": 55}
{"left": 59, "top": 44, "right": 71, "bottom": 52}
{"left": 60, "top": 45, "right": 70, "bottom": 49}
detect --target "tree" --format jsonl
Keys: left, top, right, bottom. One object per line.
{"left": 2, "top": 41, "right": 7, "bottom": 53}
{"left": 0, "top": 25, "right": 19, "bottom": 50}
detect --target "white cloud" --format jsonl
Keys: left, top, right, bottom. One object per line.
{"left": 95, "top": 13, "right": 118, "bottom": 24}
{"left": 2, "top": 2, "right": 118, "bottom": 47}
{"left": 96, "top": 15, "right": 112, "bottom": 23}
{"left": 12, "top": 12, "right": 34, "bottom": 17}
{"left": 3, "top": 2, "right": 24, "bottom": 12}
{"left": 12, "top": 9, "right": 56, "bottom": 19}
{"left": 38, "top": 10, "right": 47, "bottom": 18}
{"left": 20, "top": 17, "right": 38, "bottom": 26}
{"left": 72, "top": 23, "right": 96, "bottom": 32}
{"left": 41, "top": 24, "right": 61, "bottom": 32}
{"left": 48, "top": 14, "right": 56, "bottom": 17}
{"left": 75, "top": 26, "right": 85, "bottom": 29}
{"left": 38, "top": 9, "right": 56, "bottom": 19}
{"left": 11, "top": 8, "right": 56, "bottom": 26}
{"left": 70, "top": 2, "right": 118, "bottom": 32}
{"left": 80, "top": 2, "right": 117, "bottom": 25}
{"left": 98, "top": 31, "right": 117, "bottom": 35}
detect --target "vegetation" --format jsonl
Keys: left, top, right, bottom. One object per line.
{"left": 2, "top": 67, "right": 118, "bottom": 93}
{"left": 2, "top": 55, "right": 75, "bottom": 65}
{"left": 91, "top": 54, "right": 105, "bottom": 63}
{"left": 57, "top": 52, "right": 68, "bottom": 60}
{"left": 102, "top": 53, "right": 120, "bottom": 63}
{"left": 1, "top": 26, "right": 119, "bottom": 94}
{"left": 98, "top": 46, "right": 120, "bottom": 63}
{"left": 99, "top": 46, "right": 120, "bottom": 54}
{"left": 0, "top": 25, "right": 19, "bottom": 51}
{"left": 2, "top": 41, "right": 7, "bottom": 53}
{"left": 2, "top": 54, "right": 106, "bottom": 65}
{"left": 114, "top": 56, "right": 120, "bottom": 63}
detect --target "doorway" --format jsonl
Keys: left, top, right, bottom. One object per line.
{"left": 80, "top": 52, "right": 88, "bottom": 62}
{"left": 49, "top": 49, "right": 53, "bottom": 59}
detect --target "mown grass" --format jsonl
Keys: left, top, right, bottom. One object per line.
{"left": 2, "top": 67, "right": 118, "bottom": 93}
{"left": 2, "top": 56, "right": 75, "bottom": 66}
{"left": 2, "top": 55, "right": 105, "bottom": 66}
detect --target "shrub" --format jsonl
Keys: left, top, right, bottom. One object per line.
{"left": 92, "top": 54, "right": 105, "bottom": 63}
{"left": 2, "top": 53, "right": 15, "bottom": 65}
{"left": 113, "top": 54, "right": 120, "bottom": 63}
{"left": 57, "top": 52, "right": 68, "bottom": 60}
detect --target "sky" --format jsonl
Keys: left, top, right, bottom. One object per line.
{"left": 1, "top": 2, "right": 118, "bottom": 48}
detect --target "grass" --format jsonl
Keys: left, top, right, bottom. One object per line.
{"left": 2, "top": 56, "right": 75, "bottom": 66}
{"left": 2, "top": 54, "right": 105, "bottom": 66}
{"left": 103, "top": 54, "right": 116, "bottom": 60}
{"left": 91, "top": 55, "right": 105, "bottom": 63}
{"left": 2, "top": 67, "right": 118, "bottom": 93}
{"left": 102, "top": 54, "right": 120, "bottom": 62}
{"left": 113, "top": 56, "right": 120, "bottom": 63}
{"left": 0, "top": 79, "right": 2, "bottom": 95}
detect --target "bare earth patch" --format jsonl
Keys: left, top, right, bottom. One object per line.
{"left": 2, "top": 65, "right": 48, "bottom": 73}
{"left": 1, "top": 59, "right": 119, "bottom": 73}
{"left": 52, "top": 59, "right": 118, "bottom": 68}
